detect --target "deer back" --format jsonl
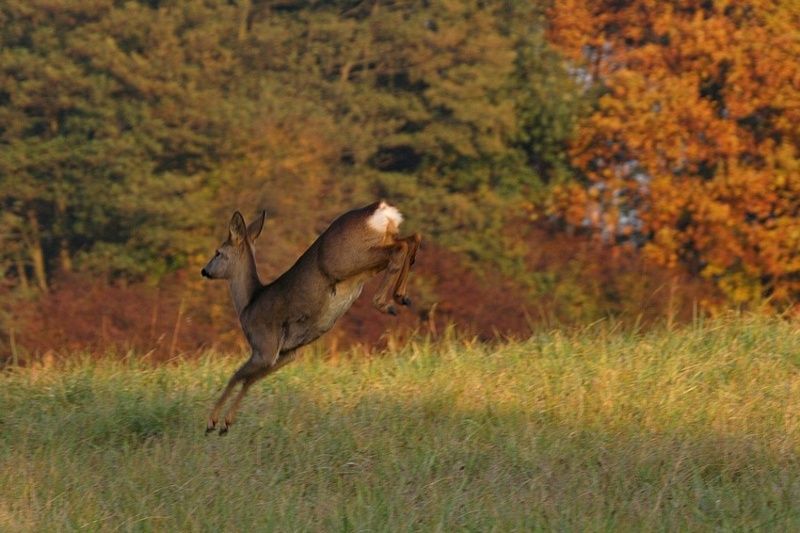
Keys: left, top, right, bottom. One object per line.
{"left": 241, "top": 202, "right": 401, "bottom": 352}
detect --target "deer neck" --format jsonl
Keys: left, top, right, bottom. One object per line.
{"left": 228, "top": 252, "right": 261, "bottom": 317}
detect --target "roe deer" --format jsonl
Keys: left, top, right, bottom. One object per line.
{"left": 201, "top": 201, "right": 420, "bottom": 434}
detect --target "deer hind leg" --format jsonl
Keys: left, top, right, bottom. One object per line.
{"left": 219, "top": 350, "right": 297, "bottom": 435}
{"left": 372, "top": 240, "right": 409, "bottom": 315}
{"left": 320, "top": 232, "right": 417, "bottom": 315}
{"left": 392, "top": 233, "right": 421, "bottom": 307}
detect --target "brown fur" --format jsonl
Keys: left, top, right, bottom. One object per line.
{"left": 201, "top": 202, "right": 420, "bottom": 434}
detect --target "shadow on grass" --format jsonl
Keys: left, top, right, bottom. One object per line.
{"left": 202, "top": 382, "right": 800, "bottom": 530}
{"left": 2, "top": 369, "right": 799, "bottom": 530}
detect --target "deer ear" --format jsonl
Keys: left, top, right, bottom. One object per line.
{"left": 247, "top": 210, "right": 266, "bottom": 242}
{"left": 229, "top": 211, "right": 247, "bottom": 243}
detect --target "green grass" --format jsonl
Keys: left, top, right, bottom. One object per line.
{"left": 3, "top": 316, "right": 800, "bottom": 531}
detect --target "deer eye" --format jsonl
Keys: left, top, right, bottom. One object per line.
{"left": 215, "top": 250, "right": 222, "bottom": 258}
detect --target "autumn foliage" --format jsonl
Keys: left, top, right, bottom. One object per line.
{"left": 549, "top": 0, "right": 800, "bottom": 304}
{"left": 1, "top": 0, "right": 797, "bottom": 361}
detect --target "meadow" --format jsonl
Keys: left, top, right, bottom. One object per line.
{"left": 2, "top": 316, "right": 800, "bottom": 531}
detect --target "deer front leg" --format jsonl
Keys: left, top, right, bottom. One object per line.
{"left": 206, "top": 355, "right": 262, "bottom": 434}
{"left": 207, "top": 328, "right": 283, "bottom": 435}
{"left": 219, "top": 350, "right": 298, "bottom": 435}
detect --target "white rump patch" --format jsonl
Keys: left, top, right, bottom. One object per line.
{"left": 367, "top": 201, "right": 403, "bottom": 233}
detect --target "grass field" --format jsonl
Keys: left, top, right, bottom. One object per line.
{"left": 2, "top": 316, "right": 800, "bottom": 531}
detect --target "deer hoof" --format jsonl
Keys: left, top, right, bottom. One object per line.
{"left": 218, "top": 424, "right": 229, "bottom": 436}
{"left": 396, "top": 295, "right": 412, "bottom": 307}
{"left": 374, "top": 300, "right": 398, "bottom": 315}
{"left": 205, "top": 420, "right": 217, "bottom": 435}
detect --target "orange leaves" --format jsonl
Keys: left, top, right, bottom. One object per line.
{"left": 548, "top": 0, "right": 800, "bottom": 305}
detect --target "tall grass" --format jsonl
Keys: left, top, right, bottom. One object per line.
{"left": 2, "top": 315, "right": 800, "bottom": 531}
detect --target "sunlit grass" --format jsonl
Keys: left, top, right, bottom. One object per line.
{"left": 2, "top": 315, "right": 800, "bottom": 530}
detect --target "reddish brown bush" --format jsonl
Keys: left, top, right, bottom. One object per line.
{"left": 0, "top": 230, "right": 721, "bottom": 364}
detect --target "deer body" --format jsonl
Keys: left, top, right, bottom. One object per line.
{"left": 202, "top": 201, "right": 420, "bottom": 434}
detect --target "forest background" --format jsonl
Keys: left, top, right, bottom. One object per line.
{"left": 1, "top": 0, "right": 798, "bottom": 362}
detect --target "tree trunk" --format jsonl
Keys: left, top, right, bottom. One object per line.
{"left": 26, "top": 210, "right": 48, "bottom": 292}
{"left": 55, "top": 194, "right": 72, "bottom": 273}
{"left": 30, "top": 244, "right": 48, "bottom": 292}
{"left": 237, "top": 0, "right": 251, "bottom": 42}
{"left": 59, "top": 240, "right": 73, "bottom": 273}
{"left": 15, "top": 250, "right": 29, "bottom": 291}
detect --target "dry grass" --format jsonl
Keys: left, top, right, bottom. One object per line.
{"left": 2, "top": 315, "right": 800, "bottom": 530}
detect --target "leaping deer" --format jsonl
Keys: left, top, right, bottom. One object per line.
{"left": 201, "top": 201, "right": 420, "bottom": 434}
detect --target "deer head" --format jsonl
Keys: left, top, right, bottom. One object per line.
{"left": 201, "top": 210, "right": 265, "bottom": 280}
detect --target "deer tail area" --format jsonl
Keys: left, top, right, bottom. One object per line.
{"left": 367, "top": 201, "right": 404, "bottom": 234}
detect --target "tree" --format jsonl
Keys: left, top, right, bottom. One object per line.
{"left": 209, "top": 0, "right": 585, "bottom": 272}
{"left": 0, "top": 0, "right": 240, "bottom": 284}
{"left": 549, "top": 0, "right": 800, "bottom": 304}
{"left": 0, "top": 0, "right": 585, "bottom": 292}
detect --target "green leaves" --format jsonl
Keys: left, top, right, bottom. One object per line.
{"left": 0, "top": 0, "right": 236, "bottom": 283}
{"left": 0, "top": 0, "right": 583, "bottom": 286}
